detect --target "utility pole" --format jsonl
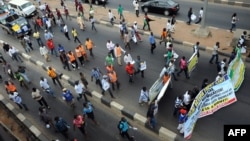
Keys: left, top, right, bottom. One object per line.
{"left": 193, "top": 0, "right": 210, "bottom": 37}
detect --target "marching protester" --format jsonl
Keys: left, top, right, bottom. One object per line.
{"left": 74, "top": 80, "right": 89, "bottom": 102}
{"left": 8, "top": 46, "right": 23, "bottom": 62}
{"left": 143, "top": 13, "right": 154, "bottom": 31}
{"left": 54, "top": 116, "right": 70, "bottom": 139}
{"left": 124, "top": 31, "right": 131, "bottom": 50}
{"left": 149, "top": 32, "right": 156, "bottom": 54}
{"left": 14, "top": 71, "right": 29, "bottom": 90}
{"left": 117, "top": 4, "right": 124, "bottom": 20}
{"left": 91, "top": 67, "right": 103, "bottom": 90}
{"left": 209, "top": 42, "right": 220, "bottom": 64}
{"left": 230, "top": 13, "right": 239, "bottom": 32}
{"left": 133, "top": 1, "right": 139, "bottom": 17}
{"left": 77, "top": 13, "right": 85, "bottom": 30}
{"left": 195, "top": 7, "right": 203, "bottom": 24}
{"left": 138, "top": 86, "right": 149, "bottom": 106}
{"left": 182, "top": 90, "right": 192, "bottom": 111}
{"left": 2, "top": 61, "right": 14, "bottom": 80}
{"left": 177, "top": 56, "right": 189, "bottom": 79}
{"left": 173, "top": 95, "right": 183, "bottom": 116}
{"left": 17, "top": 66, "right": 31, "bottom": 84}
{"left": 67, "top": 51, "right": 80, "bottom": 70}
{"left": 63, "top": 24, "right": 71, "bottom": 40}
{"left": 72, "top": 28, "right": 81, "bottom": 44}
{"left": 135, "top": 56, "right": 145, "bottom": 78}
{"left": 117, "top": 117, "right": 134, "bottom": 140}
{"left": 75, "top": 45, "right": 85, "bottom": 66}
{"left": 31, "top": 88, "right": 51, "bottom": 109}
{"left": 114, "top": 43, "right": 126, "bottom": 66}
{"left": 62, "top": 88, "right": 75, "bottom": 108}
{"left": 101, "top": 75, "right": 115, "bottom": 98}
{"left": 73, "top": 114, "right": 87, "bottom": 138}
{"left": 177, "top": 108, "right": 188, "bottom": 134}
{"left": 125, "top": 62, "right": 135, "bottom": 83}
{"left": 108, "top": 9, "right": 115, "bottom": 26}
{"left": 124, "top": 52, "right": 134, "bottom": 65}
{"left": 106, "top": 40, "right": 116, "bottom": 58}
{"left": 147, "top": 100, "right": 157, "bottom": 128}
{"left": 85, "top": 38, "right": 95, "bottom": 57}
{"left": 159, "top": 28, "right": 168, "bottom": 46}
{"left": 39, "top": 46, "right": 50, "bottom": 62}
{"left": 105, "top": 53, "right": 115, "bottom": 66}
{"left": 47, "top": 66, "right": 63, "bottom": 88}
{"left": 83, "top": 101, "right": 98, "bottom": 125}
{"left": 5, "top": 81, "right": 17, "bottom": 94}
{"left": 133, "top": 21, "right": 142, "bottom": 41}
{"left": 170, "top": 15, "right": 176, "bottom": 32}
{"left": 59, "top": 50, "right": 71, "bottom": 71}
{"left": 9, "top": 91, "right": 29, "bottom": 111}
{"left": 108, "top": 70, "right": 120, "bottom": 91}
{"left": 38, "top": 106, "right": 54, "bottom": 129}
{"left": 193, "top": 41, "right": 200, "bottom": 57}
{"left": 186, "top": 7, "right": 193, "bottom": 25}
{"left": 40, "top": 77, "right": 55, "bottom": 97}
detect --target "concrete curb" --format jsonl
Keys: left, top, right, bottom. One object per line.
{"left": 0, "top": 39, "right": 183, "bottom": 141}
{"left": 0, "top": 94, "right": 50, "bottom": 141}
{"left": 199, "top": 0, "right": 250, "bottom": 8}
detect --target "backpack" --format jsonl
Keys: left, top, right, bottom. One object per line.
{"left": 117, "top": 120, "right": 123, "bottom": 131}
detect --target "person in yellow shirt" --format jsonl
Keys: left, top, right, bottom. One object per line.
{"left": 71, "top": 28, "right": 81, "bottom": 43}
{"left": 85, "top": 38, "right": 94, "bottom": 57}
{"left": 47, "top": 66, "right": 63, "bottom": 88}
{"left": 33, "top": 30, "right": 43, "bottom": 46}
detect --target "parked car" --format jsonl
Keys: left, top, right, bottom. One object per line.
{"left": 0, "top": 13, "right": 32, "bottom": 38}
{"left": 141, "top": 0, "right": 180, "bottom": 16}
{"left": 83, "top": 0, "right": 108, "bottom": 5}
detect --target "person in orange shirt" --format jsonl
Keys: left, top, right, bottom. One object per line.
{"left": 67, "top": 51, "right": 79, "bottom": 70}
{"left": 79, "top": 44, "right": 88, "bottom": 61}
{"left": 114, "top": 43, "right": 125, "bottom": 66}
{"left": 5, "top": 81, "right": 17, "bottom": 94}
{"left": 108, "top": 70, "right": 120, "bottom": 90}
{"left": 162, "top": 72, "right": 170, "bottom": 84}
{"left": 75, "top": 45, "right": 84, "bottom": 66}
{"left": 106, "top": 64, "right": 114, "bottom": 73}
{"left": 159, "top": 28, "right": 168, "bottom": 46}
{"left": 85, "top": 38, "right": 94, "bottom": 57}
{"left": 47, "top": 66, "right": 63, "bottom": 88}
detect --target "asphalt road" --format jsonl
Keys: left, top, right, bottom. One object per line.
{"left": 102, "top": 0, "right": 250, "bottom": 30}
{"left": 0, "top": 15, "right": 250, "bottom": 141}
{"left": 0, "top": 51, "right": 161, "bottom": 140}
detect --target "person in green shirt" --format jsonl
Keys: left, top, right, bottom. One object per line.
{"left": 105, "top": 53, "right": 114, "bottom": 66}
{"left": 117, "top": 4, "right": 124, "bottom": 20}
{"left": 14, "top": 72, "right": 29, "bottom": 89}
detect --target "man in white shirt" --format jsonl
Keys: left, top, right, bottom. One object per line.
{"left": 8, "top": 46, "right": 23, "bottom": 62}
{"left": 124, "top": 52, "right": 134, "bottom": 65}
{"left": 40, "top": 77, "right": 55, "bottom": 97}
{"left": 46, "top": 18, "right": 53, "bottom": 33}
{"left": 133, "top": 22, "right": 142, "bottom": 41}
{"left": 195, "top": 7, "right": 203, "bottom": 24}
{"left": 74, "top": 80, "right": 88, "bottom": 102}
{"left": 166, "top": 19, "right": 171, "bottom": 32}
{"left": 63, "top": 24, "right": 70, "bottom": 40}
{"left": 106, "top": 40, "right": 115, "bottom": 58}
{"left": 108, "top": 9, "right": 115, "bottom": 25}
{"left": 39, "top": 46, "right": 50, "bottom": 62}
{"left": 134, "top": 1, "right": 139, "bottom": 17}
{"left": 209, "top": 42, "right": 220, "bottom": 64}
{"left": 183, "top": 90, "right": 191, "bottom": 109}
{"left": 9, "top": 91, "right": 28, "bottom": 110}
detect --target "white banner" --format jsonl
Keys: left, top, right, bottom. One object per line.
{"left": 184, "top": 75, "right": 236, "bottom": 139}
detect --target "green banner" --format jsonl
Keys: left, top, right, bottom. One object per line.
{"left": 227, "top": 49, "right": 245, "bottom": 92}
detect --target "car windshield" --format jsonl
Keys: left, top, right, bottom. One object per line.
{"left": 5, "top": 14, "right": 19, "bottom": 23}
{"left": 20, "top": 2, "right": 32, "bottom": 10}
{"left": 166, "top": 0, "right": 176, "bottom": 6}
{"left": 11, "top": 17, "right": 27, "bottom": 26}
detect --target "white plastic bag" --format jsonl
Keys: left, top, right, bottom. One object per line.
{"left": 191, "top": 14, "right": 197, "bottom": 21}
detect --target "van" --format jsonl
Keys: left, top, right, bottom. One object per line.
{"left": 8, "top": 0, "right": 36, "bottom": 17}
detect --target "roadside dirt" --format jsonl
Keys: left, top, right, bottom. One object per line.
{"left": 0, "top": 105, "right": 27, "bottom": 141}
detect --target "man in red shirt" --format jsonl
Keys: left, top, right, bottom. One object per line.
{"left": 125, "top": 62, "right": 135, "bottom": 83}
{"left": 46, "top": 39, "right": 58, "bottom": 57}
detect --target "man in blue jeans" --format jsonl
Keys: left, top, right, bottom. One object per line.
{"left": 209, "top": 42, "right": 220, "bottom": 64}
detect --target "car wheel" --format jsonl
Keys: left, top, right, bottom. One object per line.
{"left": 143, "top": 7, "right": 148, "bottom": 12}
{"left": 164, "top": 10, "right": 169, "bottom": 16}
{"left": 95, "top": 1, "right": 99, "bottom": 5}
